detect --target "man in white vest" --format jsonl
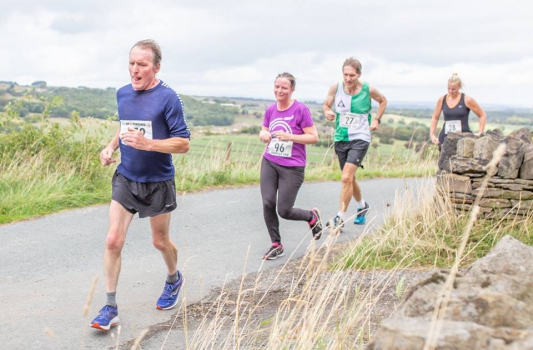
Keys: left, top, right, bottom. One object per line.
{"left": 323, "top": 57, "right": 387, "bottom": 228}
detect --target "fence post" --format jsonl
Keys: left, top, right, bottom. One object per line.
{"left": 225, "top": 142, "right": 232, "bottom": 164}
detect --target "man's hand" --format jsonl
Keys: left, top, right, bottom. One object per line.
{"left": 324, "top": 110, "right": 336, "bottom": 121}
{"left": 100, "top": 146, "right": 117, "bottom": 166}
{"left": 370, "top": 119, "right": 379, "bottom": 131}
{"left": 120, "top": 128, "right": 150, "bottom": 150}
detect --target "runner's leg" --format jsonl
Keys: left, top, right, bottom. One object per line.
{"left": 150, "top": 212, "right": 177, "bottom": 274}
{"left": 104, "top": 200, "right": 134, "bottom": 293}
{"left": 352, "top": 171, "right": 362, "bottom": 202}
{"left": 340, "top": 163, "right": 357, "bottom": 212}
{"left": 260, "top": 157, "right": 281, "bottom": 243}
{"left": 276, "top": 164, "right": 309, "bottom": 221}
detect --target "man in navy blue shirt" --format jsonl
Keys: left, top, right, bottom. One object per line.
{"left": 91, "top": 39, "right": 190, "bottom": 331}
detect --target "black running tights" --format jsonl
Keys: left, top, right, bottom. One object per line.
{"left": 260, "top": 157, "right": 311, "bottom": 243}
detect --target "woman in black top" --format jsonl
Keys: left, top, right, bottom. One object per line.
{"left": 429, "top": 73, "right": 486, "bottom": 146}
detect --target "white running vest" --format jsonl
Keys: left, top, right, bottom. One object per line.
{"left": 334, "top": 81, "right": 371, "bottom": 142}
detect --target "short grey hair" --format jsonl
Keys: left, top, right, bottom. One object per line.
{"left": 131, "top": 39, "right": 162, "bottom": 67}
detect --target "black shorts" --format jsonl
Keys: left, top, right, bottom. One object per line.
{"left": 111, "top": 171, "right": 177, "bottom": 218}
{"left": 334, "top": 140, "right": 370, "bottom": 170}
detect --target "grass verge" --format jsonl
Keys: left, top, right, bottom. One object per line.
{"left": 1, "top": 114, "right": 439, "bottom": 223}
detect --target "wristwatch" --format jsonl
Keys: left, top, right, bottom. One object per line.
{"left": 376, "top": 118, "right": 381, "bottom": 124}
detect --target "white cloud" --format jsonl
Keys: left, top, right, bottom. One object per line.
{"left": 0, "top": 0, "right": 531, "bottom": 107}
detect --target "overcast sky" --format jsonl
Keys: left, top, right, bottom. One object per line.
{"left": 1, "top": 0, "right": 531, "bottom": 108}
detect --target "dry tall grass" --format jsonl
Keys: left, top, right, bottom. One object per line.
{"left": 150, "top": 146, "right": 533, "bottom": 349}
{"left": 75, "top": 158, "right": 532, "bottom": 349}
{"left": 152, "top": 215, "right": 422, "bottom": 349}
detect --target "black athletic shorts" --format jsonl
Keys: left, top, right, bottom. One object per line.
{"left": 111, "top": 171, "right": 177, "bottom": 218}
{"left": 334, "top": 140, "right": 370, "bottom": 170}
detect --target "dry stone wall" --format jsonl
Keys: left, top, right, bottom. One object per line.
{"left": 367, "top": 236, "right": 533, "bottom": 350}
{"left": 436, "top": 127, "right": 533, "bottom": 219}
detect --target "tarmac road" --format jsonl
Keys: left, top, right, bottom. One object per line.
{"left": 0, "top": 178, "right": 431, "bottom": 349}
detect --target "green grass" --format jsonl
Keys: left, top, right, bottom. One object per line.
{"left": 4, "top": 109, "right": 531, "bottom": 348}
{"left": 0, "top": 122, "right": 435, "bottom": 223}
{"left": 383, "top": 112, "right": 526, "bottom": 135}
{"left": 0, "top": 150, "right": 114, "bottom": 224}
{"left": 0, "top": 104, "right": 436, "bottom": 224}
{"left": 162, "top": 171, "right": 533, "bottom": 349}
{"left": 172, "top": 133, "right": 438, "bottom": 193}
{"left": 336, "top": 178, "right": 533, "bottom": 271}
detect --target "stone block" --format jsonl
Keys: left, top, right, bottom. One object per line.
{"left": 519, "top": 145, "right": 533, "bottom": 180}
{"left": 498, "top": 183, "right": 529, "bottom": 191}
{"left": 515, "top": 178, "right": 533, "bottom": 185}
{"left": 497, "top": 137, "right": 525, "bottom": 179}
{"left": 472, "top": 188, "right": 504, "bottom": 198}
{"left": 501, "top": 190, "right": 533, "bottom": 200}
{"left": 489, "top": 178, "right": 518, "bottom": 184}
{"left": 456, "top": 137, "right": 476, "bottom": 158}
{"left": 438, "top": 132, "right": 477, "bottom": 172}
{"left": 473, "top": 134, "right": 503, "bottom": 162}
{"left": 451, "top": 197, "right": 474, "bottom": 204}
{"left": 367, "top": 236, "right": 533, "bottom": 350}
{"left": 478, "top": 198, "right": 512, "bottom": 209}
{"left": 449, "top": 156, "right": 488, "bottom": 174}
{"left": 436, "top": 173, "right": 472, "bottom": 194}
{"left": 472, "top": 182, "right": 495, "bottom": 190}
{"left": 508, "top": 127, "right": 532, "bottom": 145}
{"left": 510, "top": 200, "right": 533, "bottom": 210}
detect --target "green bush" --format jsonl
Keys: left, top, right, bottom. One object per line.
{"left": 0, "top": 98, "right": 112, "bottom": 222}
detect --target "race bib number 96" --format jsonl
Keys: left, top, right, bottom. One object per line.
{"left": 267, "top": 139, "right": 293, "bottom": 158}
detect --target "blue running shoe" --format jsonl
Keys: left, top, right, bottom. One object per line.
{"left": 90, "top": 305, "right": 119, "bottom": 331}
{"left": 326, "top": 215, "right": 344, "bottom": 230}
{"left": 156, "top": 271, "right": 184, "bottom": 310}
{"left": 333, "top": 215, "right": 344, "bottom": 229}
{"left": 354, "top": 202, "right": 371, "bottom": 225}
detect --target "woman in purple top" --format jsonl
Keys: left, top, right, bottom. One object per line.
{"left": 258, "top": 72, "right": 323, "bottom": 260}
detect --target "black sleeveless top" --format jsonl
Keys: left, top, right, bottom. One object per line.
{"left": 438, "top": 93, "right": 471, "bottom": 144}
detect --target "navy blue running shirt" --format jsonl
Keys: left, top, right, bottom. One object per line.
{"left": 116, "top": 80, "right": 190, "bottom": 182}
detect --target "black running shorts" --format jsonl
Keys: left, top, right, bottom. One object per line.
{"left": 111, "top": 171, "right": 177, "bottom": 218}
{"left": 334, "top": 140, "right": 370, "bottom": 169}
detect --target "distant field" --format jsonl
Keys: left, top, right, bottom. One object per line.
{"left": 219, "top": 103, "right": 528, "bottom": 136}
{"left": 380, "top": 113, "right": 526, "bottom": 135}
{"left": 43, "top": 116, "right": 423, "bottom": 170}
{"left": 182, "top": 133, "right": 427, "bottom": 171}
{"left": 187, "top": 134, "right": 335, "bottom": 166}
{"left": 47, "top": 117, "right": 117, "bottom": 142}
